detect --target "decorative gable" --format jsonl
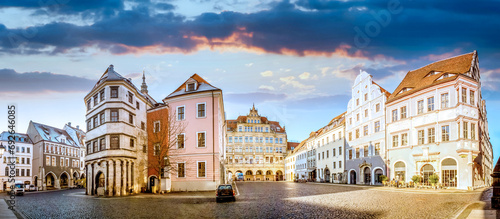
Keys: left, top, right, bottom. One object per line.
{"left": 185, "top": 78, "right": 198, "bottom": 92}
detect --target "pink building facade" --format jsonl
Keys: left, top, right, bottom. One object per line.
{"left": 164, "top": 74, "right": 226, "bottom": 191}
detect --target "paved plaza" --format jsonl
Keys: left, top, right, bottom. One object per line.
{"left": 2, "top": 182, "right": 492, "bottom": 218}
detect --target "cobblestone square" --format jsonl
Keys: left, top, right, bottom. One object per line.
{"left": 9, "top": 182, "right": 486, "bottom": 218}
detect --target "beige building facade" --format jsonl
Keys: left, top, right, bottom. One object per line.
{"left": 225, "top": 106, "right": 287, "bottom": 181}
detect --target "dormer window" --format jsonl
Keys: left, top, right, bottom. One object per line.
{"left": 187, "top": 83, "right": 195, "bottom": 91}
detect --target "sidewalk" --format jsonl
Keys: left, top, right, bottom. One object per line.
{"left": 0, "top": 199, "right": 17, "bottom": 219}
{"left": 308, "top": 182, "right": 486, "bottom": 194}
{"left": 455, "top": 188, "right": 498, "bottom": 219}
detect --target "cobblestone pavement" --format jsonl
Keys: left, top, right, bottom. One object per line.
{"left": 10, "top": 182, "right": 484, "bottom": 218}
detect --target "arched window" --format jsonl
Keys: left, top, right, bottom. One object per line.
{"left": 394, "top": 162, "right": 406, "bottom": 181}
{"left": 441, "top": 158, "right": 457, "bottom": 187}
{"left": 421, "top": 164, "right": 435, "bottom": 186}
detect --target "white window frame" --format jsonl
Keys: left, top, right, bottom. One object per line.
{"left": 177, "top": 105, "right": 185, "bottom": 121}
{"left": 177, "top": 133, "right": 185, "bottom": 149}
{"left": 197, "top": 161, "right": 207, "bottom": 178}
{"left": 196, "top": 131, "right": 207, "bottom": 148}
{"left": 177, "top": 162, "right": 186, "bottom": 178}
{"left": 196, "top": 102, "right": 207, "bottom": 118}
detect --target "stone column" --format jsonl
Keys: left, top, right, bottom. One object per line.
{"left": 121, "top": 160, "right": 125, "bottom": 195}
{"left": 126, "top": 160, "right": 129, "bottom": 194}
{"left": 115, "top": 160, "right": 121, "bottom": 196}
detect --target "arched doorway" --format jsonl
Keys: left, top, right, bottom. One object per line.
{"left": 95, "top": 172, "right": 105, "bottom": 195}
{"left": 325, "top": 168, "right": 330, "bottom": 182}
{"left": 245, "top": 170, "right": 253, "bottom": 181}
{"left": 276, "top": 170, "right": 283, "bottom": 181}
{"left": 266, "top": 170, "right": 273, "bottom": 181}
{"left": 394, "top": 162, "right": 406, "bottom": 181}
{"left": 46, "top": 173, "right": 56, "bottom": 189}
{"left": 441, "top": 158, "right": 457, "bottom": 187}
{"left": 148, "top": 176, "right": 158, "bottom": 193}
{"left": 350, "top": 170, "right": 357, "bottom": 184}
{"left": 235, "top": 170, "right": 243, "bottom": 181}
{"left": 256, "top": 170, "right": 263, "bottom": 181}
{"left": 374, "top": 169, "right": 383, "bottom": 184}
{"left": 421, "top": 164, "right": 435, "bottom": 186}
{"left": 60, "top": 173, "right": 69, "bottom": 188}
{"left": 363, "top": 167, "right": 371, "bottom": 185}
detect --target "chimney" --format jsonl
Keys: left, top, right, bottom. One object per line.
{"left": 68, "top": 122, "right": 71, "bottom": 127}
{"left": 76, "top": 125, "right": 79, "bottom": 129}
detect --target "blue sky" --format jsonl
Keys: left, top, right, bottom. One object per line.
{"left": 0, "top": 0, "right": 499, "bottom": 164}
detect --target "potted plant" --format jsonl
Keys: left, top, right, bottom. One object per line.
{"left": 379, "top": 175, "right": 388, "bottom": 186}
{"left": 411, "top": 175, "right": 422, "bottom": 189}
{"left": 429, "top": 174, "right": 439, "bottom": 189}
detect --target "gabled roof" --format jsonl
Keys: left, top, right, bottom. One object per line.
{"left": 30, "top": 121, "right": 79, "bottom": 147}
{"left": 388, "top": 51, "right": 476, "bottom": 103}
{"left": 165, "top": 74, "right": 220, "bottom": 99}
{"left": 226, "top": 115, "right": 285, "bottom": 133}
{"left": 372, "top": 81, "right": 391, "bottom": 98}
{"left": 287, "top": 142, "right": 299, "bottom": 151}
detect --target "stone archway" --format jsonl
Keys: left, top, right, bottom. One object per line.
{"left": 266, "top": 170, "right": 273, "bottom": 181}
{"left": 349, "top": 170, "right": 357, "bottom": 184}
{"left": 95, "top": 171, "right": 105, "bottom": 195}
{"left": 245, "top": 170, "right": 253, "bottom": 181}
{"left": 148, "top": 175, "right": 159, "bottom": 193}
{"left": 45, "top": 172, "right": 57, "bottom": 189}
{"left": 276, "top": 170, "right": 284, "bottom": 181}
{"left": 256, "top": 170, "right": 263, "bottom": 181}
{"left": 60, "top": 172, "right": 70, "bottom": 188}
{"left": 325, "top": 168, "right": 330, "bottom": 182}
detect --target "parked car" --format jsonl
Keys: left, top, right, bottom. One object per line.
{"left": 14, "top": 182, "right": 25, "bottom": 196}
{"left": 216, "top": 184, "right": 236, "bottom": 203}
{"left": 28, "top": 185, "right": 36, "bottom": 191}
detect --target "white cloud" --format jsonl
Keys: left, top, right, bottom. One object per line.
{"left": 299, "top": 72, "right": 310, "bottom": 80}
{"left": 245, "top": 63, "right": 254, "bottom": 67}
{"left": 279, "top": 76, "right": 315, "bottom": 92}
{"left": 261, "top": 70, "right": 273, "bottom": 77}
{"left": 280, "top": 68, "right": 291, "bottom": 72}
{"left": 259, "top": 85, "right": 275, "bottom": 91}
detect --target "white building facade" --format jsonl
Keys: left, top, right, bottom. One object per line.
{"left": 84, "top": 65, "right": 155, "bottom": 196}
{"left": 0, "top": 132, "right": 33, "bottom": 191}
{"left": 315, "top": 113, "right": 346, "bottom": 183}
{"left": 386, "top": 51, "right": 493, "bottom": 189}
{"left": 345, "top": 71, "right": 390, "bottom": 185}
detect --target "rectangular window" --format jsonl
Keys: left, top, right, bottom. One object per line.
{"left": 21, "top": 169, "right": 24, "bottom": 176}
{"left": 365, "top": 109, "right": 368, "bottom": 117}
{"left": 375, "top": 121, "right": 380, "bottom": 132}
{"left": 188, "top": 83, "right": 195, "bottom": 91}
{"left": 141, "top": 122, "right": 145, "bottom": 131}
{"left": 418, "top": 100, "right": 424, "bottom": 114}
{"left": 357, "top": 114, "right": 359, "bottom": 121}
{"left": 129, "top": 113, "right": 133, "bottom": 124}
{"left": 364, "top": 93, "right": 368, "bottom": 101}
{"left": 46, "top": 156, "right": 50, "bottom": 165}
{"left": 339, "top": 161, "right": 342, "bottom": 168}
{"left": 154, "top": 143, "right": 160, "bottom": 156}
{"left": 110, "top": 135, "right": 119, "bottom": 149}
{"left": 401, "top": 133, "right": 408, "bottom": 146}
{"left": 363, "top": 145, "right": 368, "bottom": 157}
{"left": 136, "top": 101, "right": 140, "bottom": 109}
{"left": 27, "top": 158, "right": 30, "bottom": 164}
{"left": 86, "top": 100, "right": 91, "bottom": 111}
{"left": 349, "top": 132, "right": 352, "bottom": 141}
{"left": 441, "top": 93, "right": 449, "bottom": 108}
{"left": 471, "top": 123, "right": 476, "bottom": 140}
{"left": 100, "top": 89, "right": 105, "bottom": 101}
{"left": 339, "top": 147, "right": 342, "bottom": 155}
{"left": 442, "top": 125, "right": 450, "bottom": 141}
{"left": 197, "top": 132, "right": 206, "bottom": 148}
{"left": 93, "top": 94, "right": 98, "bottom": 106}
{"left": 375, "top": 143, "right": 380, "bottom": 155}
{"left": 130, "top": 138, "right": 135, "bottom": 147}
{"left": 355, "top": 148, "right": 360, "bottom": 158}
{"left": 376, "top": 104, "right": 380, "bottom": 112}
{"left": 463, "top": 122, "right": 468, "bottom": 139}
{"left": 93, "top": 141, "right": 98, "bottom": 153}
{"left": 470, "top": 90, "right": 475, "bottom": 105}
{"left": 93, "top": 116, "right": 98, "bottom": 128}
{"left": 198, "top": 161, "right": 206, "bottom": 177}
{"left": 401, "top": 106, "right": 407, "bottom": 119}
{"left": 27, "top": 169, "right": 30, "bottom": 176}
{"left": 128, "top": 91, "right": 133, "bottom": 103}
{"left": 418, "top": 130, "right": 425, "bottom": 145}
{"left": 154, "top": 121, "right": 160, "bottom": 133}
{"left": 177, "top": 106, "right": 185, "bottom": 120}
{"left": 178, "top": 163, "right": 185, "bottom": 177}
{"left": 100, "top": 138, "right": 105, "bottom": 151}
{"left": 427, "top": 97, "right": 434, "bottom": 111}
{"left": 356, "top": 129, "right": 360, "bottom": 139}
{"left": 197, "top": 103, "right": 206, "bottom": 118}
{"left": 177, "top": 134, "right": 185, "bottom": 149}
{"left": 333, "top": 148, "right": 336, "bottom": 156}
{"left": 364, "top": 125, "right": 368, "bottom": 136}
{"left": 100, "top": 112, "right": 105, "bottom": 124}
{"left": 111, "top": 109, "right": 119, "bottom": 122}
{"left": 428, "top": 128, "right": 435, "bottom": 143}
{"left": 393, "top": 135, "right": 399, "bottom": 148}
{"left": 462, "top": 88, "right": 467, "bottom": 103}
{"left": 392, "top": 109, "right": 398, "bottom": 122}
{"left": 110, "top": 86, "right": 118, "bottom": 98}
{"left": 348, "top": 150, "right": 352, "bottom": 159}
